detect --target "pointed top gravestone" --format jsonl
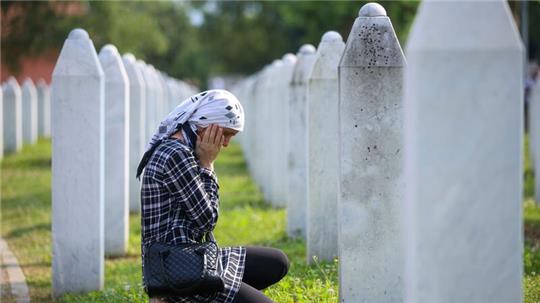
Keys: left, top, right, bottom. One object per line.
{"left": 311, "top": 31, "right": 344, "bottom": 80}
{"left": 123, "top": 52, "right": 146, "bottom": 214}
{"left": 282, "top": 53, "right": 297, "bottom": 64}
{"left": 21, "top": 78, "right": 38, "bottom": 145}
{"left": 403, "top": 1, "right": 523, "bottom": 303}
{"left": 307, "top": 30, "right": 345, "bottom": 264}
{"left": 338, "top": 3, "right": 405, "bottom": 302}
{"left": 99, "top": 44, "right": 130, "bottom": 257}
{"left": 288, "top": 44, "right": 317, "bottom": 239}
{"left": 51, "top": 28, "right": 105, "bottom": 296}
{"left": 2, "top": 77, "right": 23, "bottom": 153}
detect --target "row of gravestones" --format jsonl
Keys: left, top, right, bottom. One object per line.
{"left": 49, "top": 28, "right": 198, "bottom": 296}
{"left": 1, "top": 77, "right": 51, "bottom": 158}
{"left": 232, "top": 2, "right": 524, "bottom": 302}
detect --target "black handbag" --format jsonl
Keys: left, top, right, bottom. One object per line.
{"left": 143, "top": 232, "right": 225, "bottom": 299}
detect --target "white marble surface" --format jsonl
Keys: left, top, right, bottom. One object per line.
{"left": 307, "top": 31, "right": 344, "bottom": 263}
{"left": 138, "top": 62, "right": 156, "bottom": 142}
{"left": 272, "top": 54, "right": 296, "bottom": 207}
{"left": 36, "top": 79, "right": 50, "bottom": 138}
{"left": 99, "top": 44, "right": 130, "bottom": 257}
{"left": 123, "top": 53, "right": 145, "bottom": 214}
{"left": 51, "top": 28, "right": 105, "bottom": 296}
{"left": 266, "top": 60, "right": 283, "bottom": 204}
{"left": 403, "top": 1, "right": 523, "bottom": 303}
{"left": 288, "top": 44, "right": 317, "bottom": 239}
{"left": 532, "top": 79, "right": 540, "bottom": 203}
{"left": 21, "top": 78, "right": 38, "bottom": 145}
{"left": 253, "top": 64, "right": 273, "bottom": 198}
{"left": 338, "top": 4, "right": 405, "bottom": 302}
{"left": 149, "top": 65, "right": 164, "bottom": 130}
{"left": 2, "top": 77, "right": 23, "bottom": 154}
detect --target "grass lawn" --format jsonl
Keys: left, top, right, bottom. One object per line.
{"left": 1, "top": 139, "right": 337, "bottom": 302}
{"left": 4, "top": 137, "right": 540, "bottom": 302}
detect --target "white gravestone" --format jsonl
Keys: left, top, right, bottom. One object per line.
{"left": 21, "top": 78, "right": 38, "bottom": 145}
{"left": 139, "top": 62, "right": 156, "bottom": 142}
{"left": 265, "top": 60, "right": 282, "bottom": 204}
{"left": 123, "top": 53, "right": 146, "bottom": 214}
{"left": 250, "top": 66, "right": 270, "bottom": 189}
{"left": 149, "top": 65, "right": 164, "bottom": 129}
{"left": 271, "top": 54, "right": 297, "bottom": 207}
{"left": 51, "top": 28, "right": 105, "bottom": 296}
{"left": 338, "top": 3, "right": 405, "bottom": 302}
{"left": 99, "top": 44, "right": 130, "bottom": 257}
{"left": 307, "top": 31, "right": 344, "bottom": 263}
{"left": 288, "top": 44, "right": 317, "bottom": 239}
{"left": 36, "top": 79, "right": 50, "bottom": 138}
{"left": 403, "top": 1, "right": 523, "bottom": 303}
{"left": 3, "top": 77, "right": 23, "bottom": 154}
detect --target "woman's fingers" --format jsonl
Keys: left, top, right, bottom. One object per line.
{"left": 202, "top": 124, "right": 214, "bottom": 144}
{"left": 215, "top": 127, "right": 223, "bottom": 145}
{"left": 208, "top": 124, "right": 217, "bottom": 144}
{"left": 219, "top": 134, "right": 224, "bottom": 147}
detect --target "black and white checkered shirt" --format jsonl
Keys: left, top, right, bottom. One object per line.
{"left": 141, "top": 137, "right": 246, "bottom": 303}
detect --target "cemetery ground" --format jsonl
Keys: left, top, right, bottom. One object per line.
{"left": 1, "top": 139, "right": 337, "bottom": 303}
{"left": 2, "top": 137, "right": 540, "bottom": 302}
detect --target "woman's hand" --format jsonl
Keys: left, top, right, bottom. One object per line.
{"left": 196, "top": 124, "right": 224, "bottom": 170}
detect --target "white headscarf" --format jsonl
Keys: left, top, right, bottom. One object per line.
{"left": 136, "top": 89, "right": 244, "bottom": 178}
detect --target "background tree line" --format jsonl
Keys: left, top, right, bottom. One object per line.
{"left": 1, "top": 1, "right": 538, "bottom": 88}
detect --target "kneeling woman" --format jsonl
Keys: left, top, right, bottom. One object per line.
{"left": 137, "top": 90, "right": 289, "bottom": 303}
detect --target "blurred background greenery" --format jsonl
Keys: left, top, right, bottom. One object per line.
{"left": 1, "top": 1, "right": 539, "bottom": 88}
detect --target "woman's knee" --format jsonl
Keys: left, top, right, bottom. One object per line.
{"left": 272, "top": 248, "right": 289, "bottom": 279}
{"left": 245, "top": 246, "right": 289, "bottom": 281}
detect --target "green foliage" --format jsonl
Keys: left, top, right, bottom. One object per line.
{"left": 525, "top": 274, "right": 540, "bottom": 303}
{"left": 2, "top": 1, "right": 420, "bottom": 88}
{"left": 525, "top": 135, "right": 535, "bottom": 199}
{"left": 197, "top": 1, "right": 419, "bottom": 76}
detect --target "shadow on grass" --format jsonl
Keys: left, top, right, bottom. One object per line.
{"left": 5, "top": 222, "right": 50, "bottom": 239}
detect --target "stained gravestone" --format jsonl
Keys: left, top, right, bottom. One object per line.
{"left": 36, "top": 79, "right": 51, "bottom": 138}
{"left": 403, "top": 1, "right": 523, "bottom": 302}
{"left": 51, "top": 28, "right": 105, "bottom": 296}
{"left": 99, "top": 44, "right": 130, "bottom": 257}
{"left": 288, "top": 44, "right": 316, "bottom": 239}
{"left": 3, "top": 77, "right": 23, "bottom": 154}
{"left": 307, "top": 31, "right": 344, "bottom": 263}
{"left": 123, "top": 53, "right": 146, "bottom": 214}
{"left": 21, "top": 78, "right": 38, "bottom": 145}
{"left": 338, "top": 3, "right": 405, "bottom": 302}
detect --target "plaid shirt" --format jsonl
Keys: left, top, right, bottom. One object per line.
{"left": 141, "top": 137, "right": 246, "bottom": 303}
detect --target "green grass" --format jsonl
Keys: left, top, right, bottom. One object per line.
{"left": 524, "top": 134, "right": 540, "bottom": 302}
{"left": 5, "top": 136, "right": 540, "bottom": 302}
{"left": 1, "top": 139, "right": 337, "bottom": 302}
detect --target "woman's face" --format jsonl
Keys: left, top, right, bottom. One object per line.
{"left": 197, "top": 125, "right": 238, "bottom": 147}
